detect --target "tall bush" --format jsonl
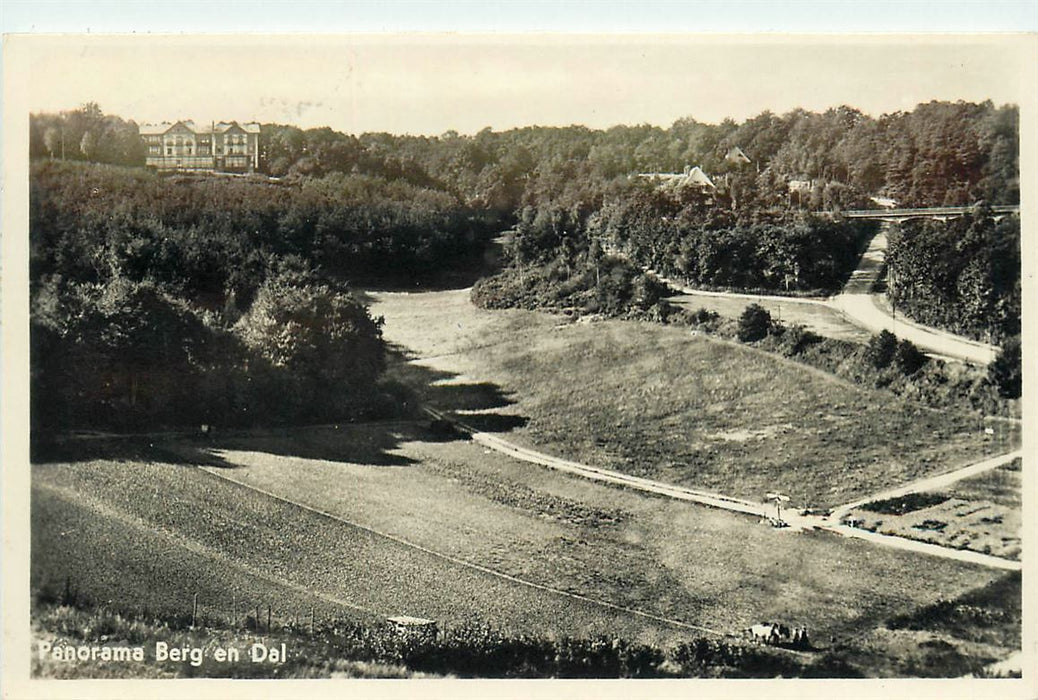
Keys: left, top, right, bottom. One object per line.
{"left": 233, "top": 270, "right": 385, "bottom": 421}
{"left": 894, "top": 338, "right": 927, "bottom": 375}
{"left": 989, "top": 335, "right": 1021, "bottom": 398}
{"left": 866, "top": 330, "right": 898, "bottom": 368}
{"left": 737, "top": 304, "right": 773, "bottom": 342}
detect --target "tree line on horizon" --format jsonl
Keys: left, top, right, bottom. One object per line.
{"left": 31, "top": 99, "right": 1019, "bottom": 211}
{"left": 29, "top": 99, "right": 1021, "bottom": 432}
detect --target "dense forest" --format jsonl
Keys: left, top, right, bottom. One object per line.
{"left": 886, "top": 211, "right": 1021, "bottom": 343}
{"left": 32, "top": 100, "right": 1019, "bottom": 210}
{"left": 29, "top": 100, "right": 1021, "bottom": 431}
{"left": 29, "top": 160, "right": 493, "bottom": 431}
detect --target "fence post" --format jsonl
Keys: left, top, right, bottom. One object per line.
{"left": 267, "top": 604, "right": 272, "bottom": 632}
{"left": 232, "top": 596, "right": 237, "bottom": 629}
{"left": 256, "top": 604, "right": 261, "bottom": 631}
{"left": 310, "top": 607, "right": 315, "bottom": 638}
{"left": 192, "top": 593, "right": 198, "bottom": 628}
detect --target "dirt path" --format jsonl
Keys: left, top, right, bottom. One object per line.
{"left": 423, "top": 407, "right": 770, "bottom": 518}
{"left": 830, "top": 227, "right": 997, "bottom": 365}
{"left": 828, "top": 450, "right": 1023, "bottom": 523}
{"left": 424, "top": 406, "right": 1021, "bottom": 571}
{"left": 645, "top": 227, "right": 1000, "bottom": 365}
{"left": 817, "top": 523, "right": 1021, "bottom": 571}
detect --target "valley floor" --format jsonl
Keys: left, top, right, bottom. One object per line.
{"left": 30, "top": 285, "right": 1022, "bottom": 678}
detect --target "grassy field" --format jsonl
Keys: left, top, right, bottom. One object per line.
{"left": 30, "top": 289, "right": 1021, "bottom": 678}
{"left": 370, "top": 290, "right": 1015, "bottom": 510}
{"left": 848, "top": 459, "right": 1022, "bottom": 560}
{"left": 668, "top": 293, "right": 871, "bottom": 343}
{"left": 32, "top": 455, "right": 684, "bottom": 648}
{"left": 32, "top": 421, "right": 1019, "bottom": 677}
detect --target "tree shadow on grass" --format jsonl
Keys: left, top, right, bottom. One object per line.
{"left": 204, "top": 423, "right": 420, "bottom": 467}
{"left": 31, "top": 424, "right": 421, "bottom": 469}
{"left": 32, "top": 344, "right": 529, "bottom": 468}
{"left": 31, "top": 435, "right": 239, "bottom": 469}
{"left": 383, "top": 343, "right": 529, "bottom": 431}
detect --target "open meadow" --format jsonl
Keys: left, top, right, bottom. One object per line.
{"left": 33, "top": 452, "right": 685, "bottom": 647}
{"left": 29, "top": 286, "right": 1021, "bottom": 678}
{"left": 370, "top": 289, "right": 1017, "bottom": 511}
{"left": 33, "top": 421, "right": 1019, "bottom": 676}
{"left": 668, "top": 293, "right": 872, "bottom": 344}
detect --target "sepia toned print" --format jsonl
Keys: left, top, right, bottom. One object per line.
{"left": 5, "top": 34, "right": 1033, "bottom": 692}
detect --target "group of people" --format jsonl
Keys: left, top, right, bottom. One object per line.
{"left": 745, "top": 622, "right": 810, "bottom": 649}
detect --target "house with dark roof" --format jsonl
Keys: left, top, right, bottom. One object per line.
{"left": 140, "top": 120, "right": 261, "bottom": 172}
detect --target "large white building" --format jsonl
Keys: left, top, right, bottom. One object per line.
{"left": 140, "top": 120, "right": 261, "bottom": 172}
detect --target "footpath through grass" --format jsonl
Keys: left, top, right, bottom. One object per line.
{"left": 371, "top": 290, "right": 1012, "bottom": 510}
{"left": 33, "top": 433, "right": 1017, "bottom": 678}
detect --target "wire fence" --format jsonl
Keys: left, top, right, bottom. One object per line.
{"left": 38, "top": 576, "right": 831, "bottom": 678}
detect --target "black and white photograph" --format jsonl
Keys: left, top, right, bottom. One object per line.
{"left": 2, "top": 10, "right": 1035, "bottom": 698}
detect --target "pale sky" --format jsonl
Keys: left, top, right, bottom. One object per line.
{"left": 19, "top": 35, "right": 1032, "bottom": 136}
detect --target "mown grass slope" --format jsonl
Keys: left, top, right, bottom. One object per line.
{"left": 371, "top": 290, "right": 1013, "bottom": 509}
{"left": 32, "top": 456, "right": 683, "bottom": 647}
{"left": 33, "top": 431, "right": 1018, "bottom": 677}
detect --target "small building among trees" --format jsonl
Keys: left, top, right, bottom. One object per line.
{"left": 636, "top": 165, "right": 717, "bottom": 190}
{"left": 725, "top": 145, "right": 752, "bottom": 165}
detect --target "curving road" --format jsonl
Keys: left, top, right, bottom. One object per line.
{"left": 828, "top": 450, "right": 1022, "bottom": 524}
{"left": 643, "top": 225, "right": 1001, "bottom": 365}
{"left": 830, "top": 228, "right": 998, "bottom": 365}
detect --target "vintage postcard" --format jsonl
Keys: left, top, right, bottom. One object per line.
{"left": 2, "top": 30, "right": 1035, "bottom": 699}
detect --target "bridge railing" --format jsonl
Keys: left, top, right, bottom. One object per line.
{"left": 836, "top": 205, "right": 1019, "bottom": 219}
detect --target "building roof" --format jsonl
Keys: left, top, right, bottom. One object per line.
{"left": 215, "top": 121, "right": 262, "bottom": 134}
{"left": 725, "top": 146, "right": 751, "bottom": 164}
{"left": 139, "top": 120, "right": 261, "bottom": 136}
{"left": 684, "top": 166, "right": 716, "bottom": 188}
{"left": 387, "top": 616, "right": 437, "bottom": 626}
{"left": 636, "top": 165, "right": 716, "bottom": 189}
{"left": 139, "top": 122, "right": 174, "bottom": 135}
{"left": 870, "top": 196, "right": 898, "bottom": 209}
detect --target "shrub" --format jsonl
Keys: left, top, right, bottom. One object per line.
{"left": 685, "top": 307, "right": 720, "bottom": 325}
{"left": 865, "top": 330, "right": 898, "bottom": 368}
{"left": 737, "top": 303, "right": 773, "bottom": 342}
{"left": 862, "top": 492, "right": 950, "bottom": 515}
{"left": 988, "top": 335, "right": 1021, "bottom": 398}
{"left": 233, "top": 270, "right": 385, "bottom": 422}
{"left": 779, "top": 324, "right": 822, "bottom": 356}
{"left": 31, "top": 277, "right": 215, "bottom": 430}
{"left": 894, "top": 339, "right": 927, "bottom": 375}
